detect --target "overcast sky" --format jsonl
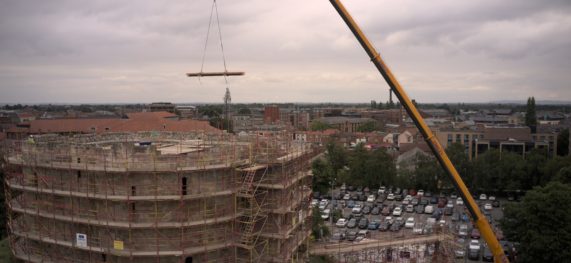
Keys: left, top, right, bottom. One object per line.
{"left": 1, "top": 0, "right": 570, "bottom": 104}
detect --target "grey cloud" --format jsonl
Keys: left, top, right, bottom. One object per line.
{"left": 0, "top": 0, "right": 570, "bottom": 103}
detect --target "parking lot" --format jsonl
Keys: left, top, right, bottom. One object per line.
{"left": 313, "top": 185, "right": 516, "bottom": 262}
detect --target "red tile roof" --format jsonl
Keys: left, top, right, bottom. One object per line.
{"left": 27, "top": 111, "right": 219, "bottom": 134}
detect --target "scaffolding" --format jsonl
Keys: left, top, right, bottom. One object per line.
{"left": 3, "top": 131, "right": 318, "bottom": 263}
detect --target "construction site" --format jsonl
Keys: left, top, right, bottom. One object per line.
{"left": 3, "top": 131, "right": 319, "bottom": 263}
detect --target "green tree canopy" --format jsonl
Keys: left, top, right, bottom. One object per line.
{"left": 557, "top": 128, "right": 569, "bottom": 156}
{"left": 501, "top": 182, "right": 571, "bottom": 263}
{"left": 310, "top": 120, "right": 332, "bottom": 131}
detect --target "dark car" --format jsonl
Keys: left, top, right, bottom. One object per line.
{"left": 368, "top": 221, "right": 380, "bottom": 230}
{"left": 471, "top": 229, "right": 481, "bottom": 239}
{"left": 362, "top": 206, "right": 371, "bottom": 214}
{"left": 482, "top": 247, "right": 493, "bottom": 262}
{"left": 347, "top": 200, "right": 355, "bottom": 208}
{"left": 359, "top": 195, "right": 367, "bottom": 201}
{"left": 415, "top": 205, "right": 425, "bottom": 214}
{"left": 390, "top": 223, "right": 401, "bottom": 232}
{"left": 394, "top": 188, "right": 402, "bottom": 195}
{"left": 492, "top": 200, "right": 500, "bottom": 207}
{"left": 437, "top": 197, "right": 448, "bottom": 208}
{"left": 371, "top": 206, "right": 380, "bottom": 215}
{"left": 430, "top": 196, "right": 438, "bottom": 204}
{"left": 347, "top": 185, "right": 355, "bottom": 191}
{"left": 333, "top": 192, "right": 342, "bottom": 200}
{"left": 381, "top": 206, "right": 391, "bottom": 216}
{"left": 420, "top": 198, "right": 429, "bottom": 205}
{"left": 351, "top": 193, "right": 359, "bottom": 200}
{"left": 358, "top": 218, "right": 369, "bottom": 229}
{"left": 378, "top": 221, "right": 390, "bottom": 231}
{"left": 425, "top": 192, "right": 433, "bottom": 197}
{"left": 411, "top": 198, "right": 419, "bottom": 205}
{"left": 395, "top": 194, "right": 403, "bottom": 201}
{"left": 395, "top": 217, "right": 405, "bottom": 227}
{"left": 346, "top": 230, "right": 358, "bottom": 241}
{"left": 451, "top": 212, "right": 460, "bottom": 221}
{"left": 468, "top": 249, "right": 480, "bottom": 260}
{"left": 444, "top": 207, "right": 453, "bottom": 216}
{"left": 347, "top": 218, "right": 357, "bottom": 228}
{"left": 312, "top": 192, "right": 320, "bottom": 199}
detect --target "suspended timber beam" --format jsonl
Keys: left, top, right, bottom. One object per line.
{"left": 186, "top": 71, "right": 245, "bottom": 77}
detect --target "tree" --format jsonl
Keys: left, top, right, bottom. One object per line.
{"left": 237, "top": 107, "right": 251, "bottom": 115}
{"left": 311, "top": 158, "right": 333, "bottom": 194}
{"left": 370, "top": 100, "right": 377, "bottom": 109}
{"left": 500, "top": 182, "right": 571, "bottom": 263}
{"left": 0, "top": 170, "right": 5, "bottom": 238}
{"left": 310, "top": 120, "right": 332, "bottom": 131}
{"left": 356, "top": 120, "right": 377, "bottom": 132}
{"left": 557, "top": 128, "right": 569, "bottom": 156}
{"left": 311, "top": 207, "right": 330, "bottom": 240}
{"left": 525, "top": 96, "right": 537, "bottom": 127}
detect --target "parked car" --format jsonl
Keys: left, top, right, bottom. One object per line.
{"left": 430, "top": 196, "right": 438, "bottom": 204}
{"left": 346, "top": 230, "right": 358, "bottom": 241}
{"left": 444, "top": 207, "right": 453, "bottom": 216}
{"left": 358, "top": 218, "right": 369, "bottom": 229}
{"left": 420, "top": 198, "right": 429, "bottom": 205}
{"left": 387, "top": 193, "right": 395, "bottom": 200}
{"left": 336, "top": 218, "right": 348, "bottom": 228}
{"left": 482, "top": 246, "right": 493, "bottom": 262}
{"left": 347, "top": 200, "right": 355, "bottom": 208}
{"left": 343, "top": 193, "right": 351, "bottom": 200}
{"left": 406, "top": 204, "right": 414, "bottom": 213}
{"left": 352, "top": 204, "right": 362, "bottom": 214}
{"left": 488, "top": 195, "right": 496, "bottom": 201}
{"left": 413, "top": 223, "right": 423, "bottom": 234}
{"left": 469, "top": 239, "right": 481, "bottom": 250}
{"left": 411, "top": 198, "right": 419, "bottom": 205}
{"left": 456, "top": 197, "right": 464, "bottom": 205}
{"left": 318, "top": 200, "right": 328, "bottom": 210}
{"left": 471, "top": 229, "right": 481, "bottom": 239}
{"left": 424, "top": 205, "right": 434, "bottom": 214}
{"left": 424, "top": 191, "right": 433, "bottom": 197}
{"left": 378, "top": 186, "right": 386, "bottom": 195}
{"left": 450, "top": 193, "right": 458, "bottom": 199}
{"left": 395, "top": 217, "right": 405, "bottom": 227}
{"left": 368, "top": 220, "right": 380, "bottom": 230}
{"left": 446, "top": 200, "right": 454, "bottom": 208}
{"left": 458, "top": 224, "right": 468, "bottom": 237}
{"left": 479, "top": 194, "right": 487, "bottom": 200}
{"left": 321, "top": 209, "right": 330, "bottom": 220}
{"left": 381, "top": 206, "right": 391, "bottom": 216}
{"left": 417, "top": 189, "right": 424, "bottom": 196}
{"left": 393, "top": 207, "right": 403, "bottom": 216}
{"left": 405, "top": 217, "right": 415, "bottom": 228}
{"left": 468, "top": 248, "right": 480, "bottom": 260}
{"left": 311, "top": 199, "right": 319, "bottom": 207}
{"left": 385, "top": 216, "right": 394, "bottom": 225}
{"left": 484, "top": 203, "right": 493, "bottom": 210}
{"left": 378, "top": 221, "right": 390, "bottom": 231}
{"left": 455, "top": 238, "right": 466, "bottom": 258}
{"left": 367, "top": 194, "right": 375, "bottom": 203}
{"left": 347, "top": 218, "right": 357, "bottom": 228}
{"left": 362, "top": 205, "right": 371, "bottom": 214}
{"left": 451, "top": 212, "right": 460, "bottom": 222}
{"left": 331, "top": 231, "right": 346, "bottom": 241}
{"left": 390, "top": 223, "right": 401, "bottom": 232}
{"left": 415, "top": 204, "right": 425, "bottom": 214}
{"left": 371, "top": 206, "right": 380, "bottom": 215}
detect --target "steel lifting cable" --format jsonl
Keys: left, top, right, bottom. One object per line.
{"left": 199, "top": 0, "right": 230, "bottom": 86}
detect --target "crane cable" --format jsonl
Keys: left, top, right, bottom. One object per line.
{"left": 199, "top": 0, "right": 229, "bottom": 86}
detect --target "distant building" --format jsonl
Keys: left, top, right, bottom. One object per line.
{"left": 314, "top": 117, "right": 374, "bottom": 133}
{"left": 436, "top": 125, "right": 558, "bottom": 159}
{"left": 264, "top": 105, "right": 280, "bottom": 123}
{"left": 149, "top": 102, "right": 176, "bottom": 113}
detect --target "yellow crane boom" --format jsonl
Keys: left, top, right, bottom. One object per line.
{"left": 329, "top": 1, "right": 508, "bottom": 262}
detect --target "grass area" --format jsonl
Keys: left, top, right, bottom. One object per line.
{"left": 0, "top": 238, "right": 13, "bottom": 263}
